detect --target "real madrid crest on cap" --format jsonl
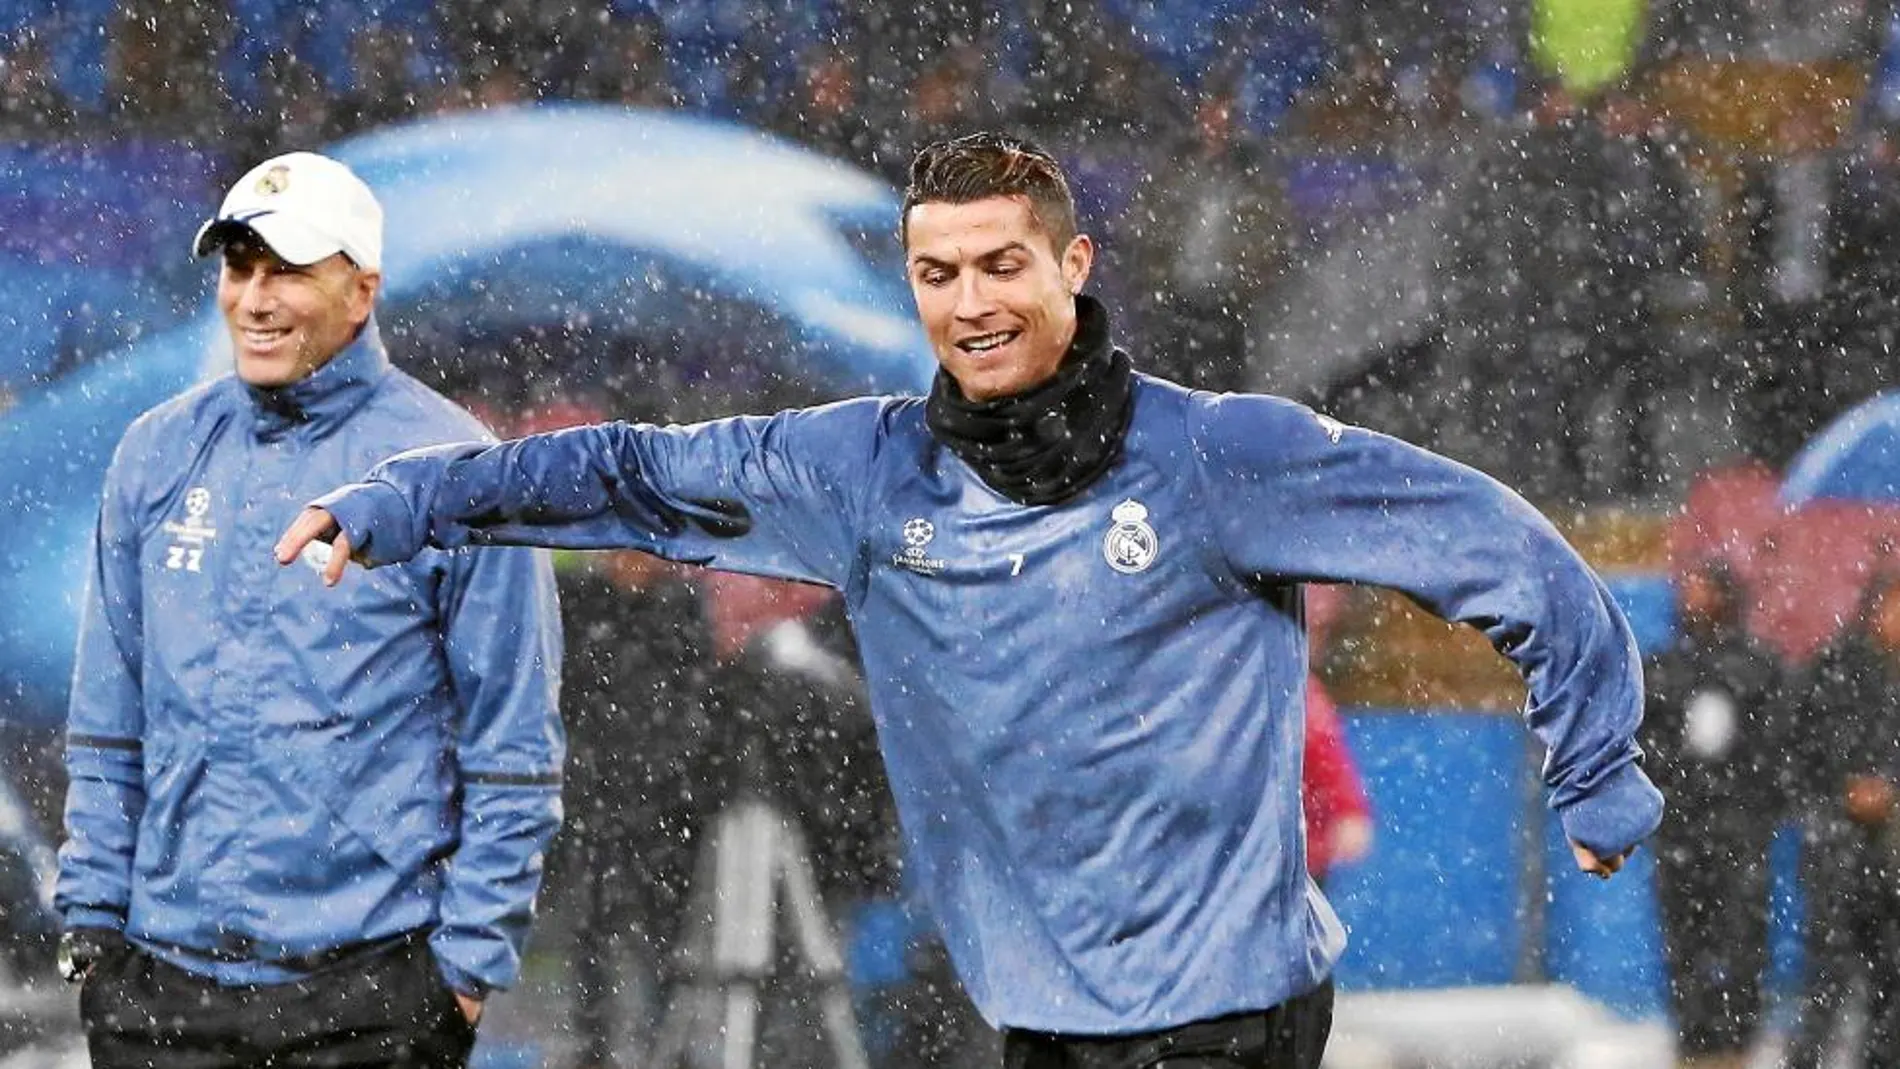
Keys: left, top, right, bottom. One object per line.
{"left": 1103, "top": 499, "right": 1158, "bottom": 574}
{"left": 255, "top": 164, "right": 291, "bottom": 196}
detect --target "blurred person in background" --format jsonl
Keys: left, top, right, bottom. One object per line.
{"left": 1785, "top": 573, "right": 1900, "bottom": 1069}
{"left": 0, "top": 769, "right": 59, "bottom": 984}
{"left": 904, "top": 44, "right": 1007, "bottom": 157}
{"left": 1583, "top": 85, "right": 1706, "bottom": 496}
{"left": 328, "top": 22, "right": 437, "bottom": 138}
{"left": 101, "top": 0, "right": 231, "bottom": 140}
{"left": 237, "top": 49, "right": 334, "bottom": 165}
{"left": 0, "top": 26, "right": 77, "bottom": 139}
{"left": 705, "top": 579, "right": 897, "bottom": 911}
{"left": 1639, "top": 560, "right": 1787, "bottom": 1069}
{"left": 1817, "top": 120, "right": 1900, "bottom": 425}
{"left": 1130, "top": 84, "right": 1289, "bottom": 393}
{"left": 435, "top": 0, "right": 565, "bottom": 104}
{"left": 1301, "top": 677, "right": 1375, "bottom": 889}
{"left": 55, "top": 151, "right": 563, "bottom": 1068}
{"left": 551, "top": 548, "right": 719, "bottom": 1069}
{"left": 768, "top": 44, "right": 887, "bottom": 175}
{"left": 563, "top": 8, "right": 677, "bottom": 110}
{"left": 1301, "top": 585, "right": 1374, "bottom": 889}
{"left": 1459, "top": 76, "right": 1693, "bottom": 502}
{"left": 281, "top": 131, "right": 1660, "bottom": 1069}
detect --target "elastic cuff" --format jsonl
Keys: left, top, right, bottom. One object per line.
{"left": 1556, "top": 761, "right": 1665, "bottom": 857}
{"left": 61, "top": 908, "right": 126, "bottom": 934}
{"left": 311, "top": 481, "right": 411, "bottom": 567}
{"left": 431, "top": 951, "right": 495, "bottom": 999}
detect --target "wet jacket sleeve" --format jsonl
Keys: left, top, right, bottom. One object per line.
{"left": 314, "top": 400, "right": 881, "bottom": 588}
{"left": 55, "top": 433, "right": 149, "bottom": 932}
{"left": 1192, "top": 393, "right": 1663, "bottom": 857}
{"left": 428, "top": 542, "right": 565, "bottom": 996}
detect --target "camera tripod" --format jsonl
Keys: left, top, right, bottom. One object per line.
{"left": 645, "top": 787, "right": 872, "bottom": 1069}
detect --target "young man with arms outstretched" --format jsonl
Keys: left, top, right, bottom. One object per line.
{"left": 281, "top": 133, "right": 1659, "bottom": 1069}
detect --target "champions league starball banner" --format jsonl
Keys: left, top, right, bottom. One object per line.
{"left": 0, "top": 105, "right": 934, "bottom": 726}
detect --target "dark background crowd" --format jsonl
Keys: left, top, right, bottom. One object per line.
{"left": 7, "top": 1, "right": 1900, "bottom": 1067}
{"left": 4, "top": 0, "right": 1899, "bottom": 507}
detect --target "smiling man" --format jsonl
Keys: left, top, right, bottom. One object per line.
{"left": 279, "top": 133, "right": 1662, "bottom": 1069}
{"left": 905, "top": 193, "right": 1091, "bottom": 403}
{"left": 55, "top": 151, "right": 563, "bottom": 1069}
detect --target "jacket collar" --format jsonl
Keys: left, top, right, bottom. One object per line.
{"left": 240, "top": 319, "right": 389, "bottom": 440}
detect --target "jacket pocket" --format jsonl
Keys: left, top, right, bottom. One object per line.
{"left": 133, "top": 735, "right": 201, "bottom": 882}
{"left": 278, "top": 733, "right": 455, "bottom": 875}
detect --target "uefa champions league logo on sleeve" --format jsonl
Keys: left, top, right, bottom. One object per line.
{"left": 1103, "top": 499, "right": 1158, "bottom": 574}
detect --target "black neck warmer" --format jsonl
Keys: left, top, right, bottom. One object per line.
{"left": 925, "top": 295, "right": 1134, "bottom": 506}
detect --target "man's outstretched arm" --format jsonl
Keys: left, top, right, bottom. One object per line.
{"left": 277, "top": 406, "right": 884, "bottom": 588}
{"left": 1192, "top": 394, "right": 1663, "bottom": 877}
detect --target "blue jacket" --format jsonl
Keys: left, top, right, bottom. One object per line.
{"left": 55, "top": 327, "right": 564, "bottom": 996}
{"left": 319, "top": 374, "right": 1661, "bottom": 1033}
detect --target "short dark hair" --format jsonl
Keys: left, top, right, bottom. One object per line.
{"left": 901, "top": 132, "right": 1078, "bottom": 252}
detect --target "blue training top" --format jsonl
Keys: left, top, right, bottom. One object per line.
{"left": 318, "top": 373, "right": 1662, "bottom": 1035}
{"left": 57, "top": 328, "right": 565, "bottom": 997}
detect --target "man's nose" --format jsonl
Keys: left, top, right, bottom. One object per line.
{"left": 235, "top": 271, "right": 276, "bottom": 316}
{"left": 953, "top": 272, "right": 996, "bottom": 319}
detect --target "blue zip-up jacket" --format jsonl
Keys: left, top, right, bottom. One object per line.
{"left": 55, "top": 327, "right": 564, "bottom": 996}
{"left": 317, "top": 374, "right": 1661, "bottom": 1033}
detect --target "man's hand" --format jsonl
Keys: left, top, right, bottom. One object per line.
{"left": 56, "top": 928, "right": 125, "bottom": 984}
{"left": 454, "top": 991, "right": 483, "bottom": 1026}
{"left": 274, "top": 507, "right": 355, "bottom": 586}
{"left": 1570, "top": 841, "right": 1633, "bottom": 879}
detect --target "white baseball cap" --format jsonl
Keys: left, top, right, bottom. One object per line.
{"left": 192, "top": 151, "right": 383, "bottom": 270}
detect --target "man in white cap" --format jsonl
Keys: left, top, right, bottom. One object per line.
{"left": 54, "top": 151, "right": 564, "bottom": 1068}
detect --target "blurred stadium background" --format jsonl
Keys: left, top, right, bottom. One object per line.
{"left": 7, "top": 1, "right": 1900, "bottom": 1067}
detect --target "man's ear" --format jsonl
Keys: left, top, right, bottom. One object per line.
{"left": 350, "top": 269, "right": 382, "bottom": 326}
{"left": 1061, "top": 234, "right": 1094, "bottom": 295}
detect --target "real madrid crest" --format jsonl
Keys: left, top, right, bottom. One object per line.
{"left": 1102, "top": 499, "right": 1158, "bottom": 574}
{"left": 255, "top": 164, "right": 291, "bottom": 196}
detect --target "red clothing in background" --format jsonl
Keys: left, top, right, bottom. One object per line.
{"left": 1303, "top": 675, "right": 1372, "bottom": 881}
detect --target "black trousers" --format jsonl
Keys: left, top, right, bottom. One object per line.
{"left": 1651, "top": 810, "right": 1772, "bottom": 1056}
{"left": 1788, "top": 814, "right": 1900, "bottom": 1069}
{"left": 1002, "top": 982, "right": 1333, "bottom": 1069}
{"left": 81, "top": 931, "right": 478, "bottom": 1069}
